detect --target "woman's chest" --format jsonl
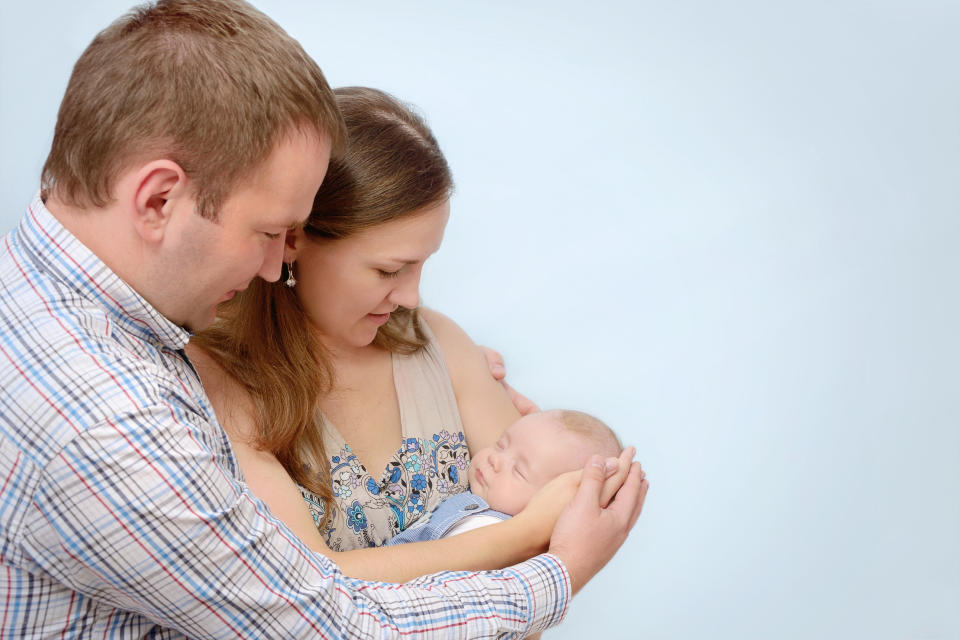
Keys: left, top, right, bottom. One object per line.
{"left": 321, "top": 357, "right": 402, "bottom": 475}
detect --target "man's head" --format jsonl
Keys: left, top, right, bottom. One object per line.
{"left": 42, "top": 0, "right": 345, "bottom": 220}
{"left": 468, "top": 410, "right": 622, "bottom": 515}
{"left": 41, "top": 0, "right": 346, "bottom": 331}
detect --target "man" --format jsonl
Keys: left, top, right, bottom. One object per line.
{"left": 0, "top": 1, "right": 648, "bottom": 637}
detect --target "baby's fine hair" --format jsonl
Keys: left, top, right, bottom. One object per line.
{"left": 554, "top": 410, "right": 622, "bottom": 459}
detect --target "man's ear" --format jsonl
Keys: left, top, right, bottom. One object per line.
{"left": 284, "top": 226, "right": 305, "bottom": 263}
{"left": 130, "top": 160, "right": 189, "bottom": 244}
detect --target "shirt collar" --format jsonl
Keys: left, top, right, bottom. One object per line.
{"left": 17, "top": 192, "right": 192, "bottom": 350}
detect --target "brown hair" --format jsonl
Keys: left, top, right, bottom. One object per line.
{"left": 41, "top": 0, "right": 346, "bottom": 220}
{"left": 555, "top": 410, "right": 623, "bottom": 459}
{"left": 194, "top": 87, "right": 453, "bottom": 522}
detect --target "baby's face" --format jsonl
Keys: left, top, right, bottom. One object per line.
{"left": 468, "top": 411, "right": 588, "bottom": 515}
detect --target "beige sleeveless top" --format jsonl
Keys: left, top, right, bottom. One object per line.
{"left": 299, "top": 321, "right": 472, "bottom": 551}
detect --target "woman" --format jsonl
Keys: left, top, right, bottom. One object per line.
{"left": 189, "top": 87, "right": 627, "bottom": 581}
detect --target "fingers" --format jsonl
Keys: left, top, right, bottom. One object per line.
{"left": 569, "top": 455, "right": 608, "bottom": 515}
{"left": 599, "top": 446, "right": 635, "bottom": 507}
{"left": 501, "top": 381, "right": 541, "bottom": 416}
{"left": 608, "top": 461, "right": 650, "bottom": 530}
{"left": 479, "top": 345, "right": 506, "bottom": 380}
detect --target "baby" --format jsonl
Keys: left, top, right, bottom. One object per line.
{"left": 387, "top": 409, "right": 621, "bottom": 543}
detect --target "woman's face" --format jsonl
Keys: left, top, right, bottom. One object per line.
{"left": 289, "top": 201, "right": 450, "bottom": 351}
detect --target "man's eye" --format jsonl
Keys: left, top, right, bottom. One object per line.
{"left": 264, "top": 232, "right": 282, "bottom": 240}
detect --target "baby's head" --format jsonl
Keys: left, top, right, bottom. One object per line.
{"left": 467, "top": 410, "right": 622, "bottom": 515}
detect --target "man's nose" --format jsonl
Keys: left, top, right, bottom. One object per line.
{"left": 258, "top": 233, "right": 286, "bottom": 282}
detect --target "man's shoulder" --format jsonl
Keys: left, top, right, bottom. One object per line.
{"left": 0, "top": 280, "right": 193, "bottom": 454}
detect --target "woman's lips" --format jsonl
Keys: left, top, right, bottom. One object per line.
{"left": 367, "top": 312, "right": 391, "bottom": 325}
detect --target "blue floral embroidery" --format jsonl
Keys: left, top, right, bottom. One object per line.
{"left": 404, "top": 454, "right": 422, "bottom": 473}
{"left": 306, "top": 430, "right": 471, "bottom": 551}
{"left": 407, "top": 494, "right": 423, "bottom": 514}
{"left": 388, "top": 466, "right": 402, "bottom": 483}
{"left": 347, "top": 501, "right": 367, "bottom": 532}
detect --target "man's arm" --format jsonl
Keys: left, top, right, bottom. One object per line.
{"left": 26, "top": 408, "right": 570, "bottom": 639}
{"left": 548, "top": 455, "right": 650, "bottom": 593}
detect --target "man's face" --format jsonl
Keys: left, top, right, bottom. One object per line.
{"left": 468, "top": 412, "right": 589, "bottom": 515}
{"left": 159, "top": 130, "right": 331, "bottom": 331}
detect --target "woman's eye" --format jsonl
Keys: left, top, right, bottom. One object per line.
{"left": 377, "top": 269, "right": 401, "bottom": 279}
{"left": 263, "top": 231, "right": 282, "bottom": 240}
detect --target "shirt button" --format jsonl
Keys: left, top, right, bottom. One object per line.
{"left": 464, "top": 503, "right": 479, "bottom": 511}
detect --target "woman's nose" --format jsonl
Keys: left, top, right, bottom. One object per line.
{"left": 389, "top": 274, "right": 420, "bottom": 309}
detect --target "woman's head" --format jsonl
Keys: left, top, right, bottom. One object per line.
{"left": 288, "top": 200, "right": 449, "bottom": 351}
{"left": 193, "top": 87, "right": 453, "bottom": 519}
{"left": 285, "top": 87, "right": 454, "bottom": 351}
{"left": 304, "top": 86, "right": 453, "bottom": 240}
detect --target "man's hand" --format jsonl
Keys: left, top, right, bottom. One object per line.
{"left": 479, "top": 346, "right": 540, "bottom": 415}
{"left": 513, "top": 447, "right": 637, "bottom": 551}
{"left": 547, "top": 455, "right": 649, "bottom": 594}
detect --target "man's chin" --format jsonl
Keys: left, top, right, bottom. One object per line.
{"left": 182, "top": 307, "right": 218, "bottom": 333}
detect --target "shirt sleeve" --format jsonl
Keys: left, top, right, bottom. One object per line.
{"left": 22, "top": 406, "right": 571, "bottom": 638}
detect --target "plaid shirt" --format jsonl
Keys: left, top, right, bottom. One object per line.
{"left": 0, "top": 194, "right": 570, "bottom": 639}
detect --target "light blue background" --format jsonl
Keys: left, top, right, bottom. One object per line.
{"left": 2, "top": 2, "right": 958, "bottom": 638}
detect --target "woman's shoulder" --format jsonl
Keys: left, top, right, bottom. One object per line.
{"left": 184, "top": 343, "right": 258, "bottom": 441}
{"left": 416, "top": 308, "right": 520, "bottom": 452}
{"left": 418, "top": 308, "right": 478, "bottom": 360}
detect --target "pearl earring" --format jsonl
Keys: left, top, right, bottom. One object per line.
{"left": 285, "top": 261, "right": 296, "bottom": 288}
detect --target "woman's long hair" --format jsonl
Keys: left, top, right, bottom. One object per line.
{"left": 193, "top": 87, "right": 454, "bottom": 523}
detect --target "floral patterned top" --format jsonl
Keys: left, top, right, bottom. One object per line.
{"left": 299, "top": 321, "right": 471, "bottom": 550}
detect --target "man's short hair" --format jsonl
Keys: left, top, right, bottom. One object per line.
{"left": 41, "top": 0, "right": 346, "bottom": 220}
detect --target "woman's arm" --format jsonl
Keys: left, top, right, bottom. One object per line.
{"left": 186, "top": 343, "right": 555, "bottom": 583}
{"left": 228, "top": 431, "right": 552, "bottom": 582}
{"left": 419, "top": 308, "right": 522, "bottom": 454}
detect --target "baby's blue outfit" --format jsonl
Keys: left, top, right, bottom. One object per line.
{"left": 385, "top": 491, "right": 510, "bottom": 545}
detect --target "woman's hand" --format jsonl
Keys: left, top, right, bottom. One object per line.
{"left": 510, "top": 469, "right": 582, "bottom": 551}
{"left": 479, "top": 345, "right": 540, "bottom": 415}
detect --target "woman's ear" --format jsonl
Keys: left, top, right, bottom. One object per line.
{"left": 284, "top": 226, "right": 304, "bottom": 262}
{"left": 130, "top": 160, "right": 189, "bottom": 244}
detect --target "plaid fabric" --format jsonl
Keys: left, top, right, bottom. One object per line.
{"left": 0, "top": 194, "right": 570, "bottom": 639}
